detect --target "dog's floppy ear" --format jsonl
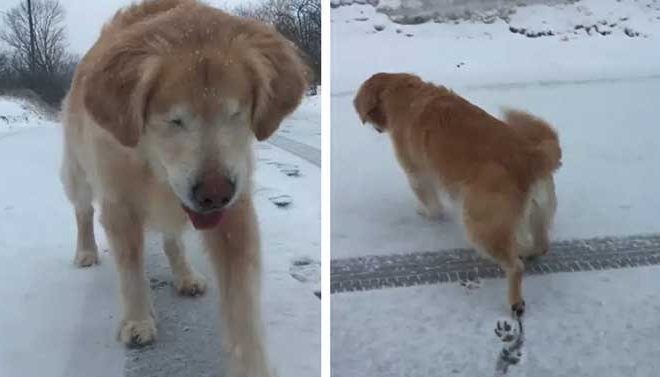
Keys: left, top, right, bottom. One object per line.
{"left": 83, "top": 44, "right": 160, "bottom": 148}
{"left": 354, "top": 77, "right": 387, "bottom": 127}
{"left": 244, "top": 28, "right": 308, "bottom": 141}
{"left": 354, "top": 83, "right": 378, "bottom": 124}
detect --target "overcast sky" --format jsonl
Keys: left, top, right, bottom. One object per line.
{"left": 0, "top": 0, "right": 261, "bottom": 54}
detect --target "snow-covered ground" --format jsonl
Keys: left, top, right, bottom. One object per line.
{"left": 0, "top": 96, "right": 320, "bottom": 377}
{"left": 0, "top": 96, "right": 54, "bottom": 134}
{"left": 332, "top": 266, "right": 660, "bottom": 377}
{"left": 279, "top": 93, "right": 321, "bottom": 148}
{"left": 331, "top": 0, "right": 660, "bottom": 94}
{"left": 331, "top": 1, "right": 660, "bottom": 376}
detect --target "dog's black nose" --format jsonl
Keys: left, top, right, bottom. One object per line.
{"left": 191, "top": 176, "right": 235, "bottom": 211}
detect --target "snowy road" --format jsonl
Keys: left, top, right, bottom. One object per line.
{"left": 0, "top": 97, "right": 321, "bottom": 377}
{"left": 332, "top": 264, "right": 660, "bottom": 377}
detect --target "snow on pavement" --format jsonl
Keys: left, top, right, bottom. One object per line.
{"left": 0, "top": 126, "right": 125, "bottom": 377}
{"left": 0, "top": 97, "right": 320, "bottom": 377}
{"left": 332, "top": 266, "right": 660, "bottom": 377}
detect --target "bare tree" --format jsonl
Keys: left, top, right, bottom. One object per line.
{"left": 0, "top": 51, "right": 10, "bottom": 77}
{"left": 234, "top": 0, "right": 321, "bottom": 90}
{"left": 0, "top": 0, "right": 76, "bottom": 106}
{"left": 1, "top": 0, "right": 67, "bottom": 75}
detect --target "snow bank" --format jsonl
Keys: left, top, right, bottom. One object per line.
{"left": 332, "top": 0, "right": 574, "bottom": 24}
{"left": 331, "top": 0, "right": 378, "bottom": 8}
{"left": 331, "top": 1, "right": 660, "bottom": 94}
{"left": 0, "top": 96, "right": 54, "bottom": 134}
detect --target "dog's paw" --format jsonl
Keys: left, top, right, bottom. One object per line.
{"left": 73, "top": 249, "right": 99, "bottom": 267}
{"left": 511, "top": 300, "right": 526, "bottom": 318}
{"left": 175, "top": 273, "right": 207, "bottom": 297}
{"left": 415, "top": 202, "right": 431, "bottom": 217}
{"left": 416, "top": 204, "right": 442, "bottom": 219}
{"left": 118, "top": 318, "right": 157, "bottom": 348}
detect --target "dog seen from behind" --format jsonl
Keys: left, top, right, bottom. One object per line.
{"left": 354, "top": 72, "right": 562, "bottom": 317}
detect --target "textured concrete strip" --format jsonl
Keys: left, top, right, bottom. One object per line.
{"left": 331, "top": 234, "right": 660, "bottom": 294}
{"left": 268, "top": 135, "right": 321, "bottom": 167}
{"left": 125, "top": 240, "right": 225, "bottom": 377}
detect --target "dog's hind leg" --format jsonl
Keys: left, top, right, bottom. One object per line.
{"left": 519, "top": 177, "right": 557, "bottom": 258}
{"left": 202, "top": 195, "right": 271, "bottom": 377}
{"left": 60, "top": 143, "right": 99, "bottom": 267}
{"left": 463, "top": 181, "right": 526, "bottom": 316}
{"left": 471, "top": 231, "right": 526, "bottom": 317}
{"left": 162, "top": 234, "right": 207, "bottom": 296}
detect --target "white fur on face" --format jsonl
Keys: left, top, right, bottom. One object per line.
{"left": 144, "top": 102, "right": 254, "bottom": 211}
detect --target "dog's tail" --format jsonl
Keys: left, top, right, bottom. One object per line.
{"left": 503, "top": 109, "right": 562, "bottom": 175}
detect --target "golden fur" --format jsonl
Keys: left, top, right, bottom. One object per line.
{"left": 60, "top": 1, "right": 307, "bottom": 375}
{"left": 354, "top": 73, "right": 562, "bottom": 315}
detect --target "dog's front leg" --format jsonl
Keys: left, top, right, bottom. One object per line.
{"left": 202, "top": 196, "right": 271, "bottom": 377}
{"left": 100, "top": 202, "right": 156, "bottom": 347}
{"left": 407, "top": 173, "right": 443, "bottom": 220}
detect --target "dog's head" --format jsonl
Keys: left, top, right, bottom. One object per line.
{"left": 354, "top": 72, "right": 424, "bottom": 134}
{"left": 354, "top": 73, "right": 391, "bottom": 133}
{"left": 82, "top": 7, "right": 307, "bottom": 229}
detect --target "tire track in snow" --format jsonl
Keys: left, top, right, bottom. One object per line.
{"left": 331, "top": 233, "right": 660, "bottom": 294}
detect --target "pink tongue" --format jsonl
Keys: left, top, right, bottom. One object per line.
{"left": 182, "top": 206, "right": 224, "bottom": 230}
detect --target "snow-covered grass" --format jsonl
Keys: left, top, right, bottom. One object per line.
{"left": 0, "top": 98, "right": 320, "bottom": 377}
{"left": 0, "top": 96, "right": 54, "bottom": 134}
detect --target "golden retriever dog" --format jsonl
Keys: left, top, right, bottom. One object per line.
{"left": 354, "top": 73, "right": 561, "bottom": 316}
{"left": 59, "top": 0, "right": 307, "bottom": 375}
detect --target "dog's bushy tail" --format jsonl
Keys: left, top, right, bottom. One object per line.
{"left": 503, "top": 109, "right": 562, "bottom": 175}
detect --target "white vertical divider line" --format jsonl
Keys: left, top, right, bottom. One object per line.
{"left": 321, "top": 0, "right": 332, "bottom": 376}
